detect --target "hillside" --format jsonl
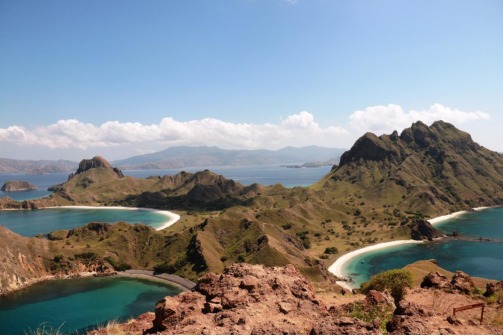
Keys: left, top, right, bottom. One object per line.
{"left": 1, "top": 120, "right": 502, "bottom": 296}
{"left": 112, "top": 145, "right": 345, "bottom": 170}
{"left": 314, "top": 120, "right": 503, "bottom": 216}
{"left": 0, "top": 158, "right": 77, "bottom": 174}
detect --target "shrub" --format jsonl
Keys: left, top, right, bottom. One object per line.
{"left": 360, "top": 269, "right": 413, "bottom": 304}
{"left": 281, "top": 223, "right": 292, "bottom": 230}
{"left": 105, "top": 257, "right": 132, "bottom": 272}
{"left": 324, "top": 246, "right": 339, "bottom": 254}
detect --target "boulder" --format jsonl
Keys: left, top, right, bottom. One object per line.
{"left": 451, "top": 271, "right": 475, "bottom": 294}
{"left": 421, "top": 272, "right": 452, "bottom": 290}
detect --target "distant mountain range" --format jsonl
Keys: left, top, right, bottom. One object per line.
{"left": 111, "top": 146, "right": 346, "bottom": 170}
{"left": 0, "top": 146, "right": 346, "bottom": 174}
{"left": 0, "top": 158, "right": 78, "bottom": 174}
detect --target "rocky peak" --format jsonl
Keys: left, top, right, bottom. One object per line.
{"left": 339, "top": 132, "right": 399, "bottom": 166}
{"left": 69, "top": 156, "right": 123, "bottom": 180}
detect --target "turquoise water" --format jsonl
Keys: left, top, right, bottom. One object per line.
{"left": 0, "top": 208, "right": 170, "bottom": 237}
{"left": 0, "top": 276, "right": 180, "bottom": 335}
{"left": 343, "top": 207, "right": 503, "bottom": 287}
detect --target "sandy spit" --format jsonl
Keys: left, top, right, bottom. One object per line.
{"left": 328, "top": 206, "right": 497, "bottom": 290}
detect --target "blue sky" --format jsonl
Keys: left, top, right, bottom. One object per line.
{"left": 0, "top": 0, "right": 502, "bottom": 160}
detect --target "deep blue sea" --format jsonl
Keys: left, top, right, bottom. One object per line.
{"left": 0, "top": 276, "right": 180, "bottom": 335}
{"left": 342, "top": 207, "right": 503, "bottom": 287}
{"left": 0, "top": 165, "right": 331, "bottom": 201}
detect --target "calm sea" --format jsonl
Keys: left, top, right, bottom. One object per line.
{"left": 0, "top": 208, "right": 171, "bottom": 237}
{"left": 342, "top": 207, "right": 503, "bottom": 287}
{"left": 0, "top": 165, "right": 331, "bottom": 201}
{"left": 0, "top": 276, "right": 180, "bottom": 335}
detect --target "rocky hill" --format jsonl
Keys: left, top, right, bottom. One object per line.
{"left": 1, "top": 180, "right": 37, "bottom": 191}
{"left": 89, "top": 263, "right": 503, "bottom": 335}
{"left": 0, "top": 226, "right": 51, "bottom": 294}
{"left": 316, "top": 121, "right": 503, "bottom": 216}
{"left": 0, "top": 158, "right": 77, "bottom": 174}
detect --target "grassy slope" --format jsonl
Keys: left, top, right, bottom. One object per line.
{"left": 2, "top": 121, "right": 502, "bottom": 288}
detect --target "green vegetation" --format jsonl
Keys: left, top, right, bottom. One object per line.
{"left": 104, "top": 256, "right": 132, "bottom": 271}
{"left": 323, "top": 247, "right": 338, "bottom": 254}
{"left": 361, "top": 269, "right": 413, "bottom": 304}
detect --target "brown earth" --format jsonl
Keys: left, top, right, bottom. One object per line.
{"left": 89, "top": 263, "right": 503, "bottom": 335}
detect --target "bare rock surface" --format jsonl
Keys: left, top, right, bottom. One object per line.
{"left": 89, "top": 264, "right": 503, "bottom": 335}
{"left": 148, "top": 263, "right": 378, "bottom": 335}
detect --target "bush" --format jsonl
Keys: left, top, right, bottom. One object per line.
{"left": 104, "top": 256, "right": 132, "bottom": 272}
{"left": 361, "top": 269, "right": 413, "bottom": 304}
{"left": 324, "top": 247, "right": 339, "bottom": 254}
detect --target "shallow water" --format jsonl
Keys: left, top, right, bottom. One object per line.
{"left": 0, "top": 208, "right": 170, "bottom": 236}
{"left": 342, "top": 207, "right": 503, "bottom": 287}
{"left": 0, "top": 276, "right": 180, "bottom": 335}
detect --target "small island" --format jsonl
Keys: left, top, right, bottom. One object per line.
{"left": 1, "top": 180, "right": 37, "bottom": 192}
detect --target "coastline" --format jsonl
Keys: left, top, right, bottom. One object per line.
{"left": 328, "top": 240, "right": 424, "bottom": 291}
{"left": 44, "top": 205, "right": 181, "bottom": 231}
{"left": 328, "top": 206, "right": 498, "bottom": 290}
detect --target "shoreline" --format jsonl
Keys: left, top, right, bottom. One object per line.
{"left": 44, "top": 205, "right": 181, "bottom": 231}
{"left": 328, "top": 240, "right": 424, "bottom": 291}
{"left": 328, "top": 206, "right": 498, "bottom": 290}
{"left": 117, "top": 270, "right": 196, "bottom": 292}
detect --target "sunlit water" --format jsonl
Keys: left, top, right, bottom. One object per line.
{"left": 0, "top": 208, "right": 171, "bottom": 236}
{"left": 342, "top": 207, "right": 503, "bottom": 287}
{"left": 0, "top": 276, "right": 180, "bottom": 335}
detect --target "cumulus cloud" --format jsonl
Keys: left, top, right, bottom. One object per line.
{"left": 0, "top": 112, "right": 350, "bottom": 151}
{"left": 349, "top": 103, "right": 490, "bottom": 135}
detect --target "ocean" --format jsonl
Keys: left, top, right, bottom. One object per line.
{"left": 341, "top": 207, "right": 503, "bottom": 287}
{"left": 0, "top": 164, "right": 331, "bottom": 201}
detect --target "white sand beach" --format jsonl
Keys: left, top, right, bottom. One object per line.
{"left": 328, "top": 206, "right": 496, "bottom": 290}
{"left": 45, "top": 205, "right": 180, "bottom": 231}
{"left": 328, "top": 240, "right": 423, "bottom": 291}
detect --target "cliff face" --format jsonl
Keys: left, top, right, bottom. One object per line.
{"left": 319, "top": 121, "right": 503, "bottom": 216}
{"left": 0, "top": 227, "right": 50, "bottom": 294}
{"left": 1, "top": 181, "right": 37, "bottom": 192}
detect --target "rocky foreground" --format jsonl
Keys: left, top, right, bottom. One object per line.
{"left": 89, "top": 263, "right": 503, "bottom": 335}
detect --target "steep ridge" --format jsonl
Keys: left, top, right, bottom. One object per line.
{"left": 0, "top": 226, "right": 50, "bottom": 294}
{"left": 316, "top": 121, "right": 503, "bottom": 216}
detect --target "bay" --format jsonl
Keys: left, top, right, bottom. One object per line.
{"left": 0, "top": 276, "right": 180, "bottom": 335}
{"left": 342, "top": 207, "right": 503, "bottom": 287}
{"left": 0, "top": 208, "right": 171, "bottom": 237}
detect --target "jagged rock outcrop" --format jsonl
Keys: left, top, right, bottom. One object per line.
{"left": 1, "top": 180, "right": 37, "bottom": 192}
{"left": 74, "top": 156, "right": 124, "bottom": 178}
{"left": 421, "top": 270, "right": 476, "bottom": 294}
{"left": 421, "top": 271, "right": 452, "bottom": 290}
{"left": 451, "top": 270, "right": 475, "bottom": 294}
{"left": 409, "top": 219, "right": 444, "bottom": 240}
{"left": 149, "top": 263, "right": 378, "bottom": 335}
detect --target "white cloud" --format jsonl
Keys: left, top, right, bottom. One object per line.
{"left": 349, "top": 103, "right": 490, "bottom": 135}
{"left": 0, "top": 111, "right": 350, "bottom": 151}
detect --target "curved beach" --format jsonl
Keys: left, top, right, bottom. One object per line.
{"left": 328, "top": 207, "right": 493, "bottom": 290}
{"left": 45, "top": 205, "right": 180, "bottom": 231}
